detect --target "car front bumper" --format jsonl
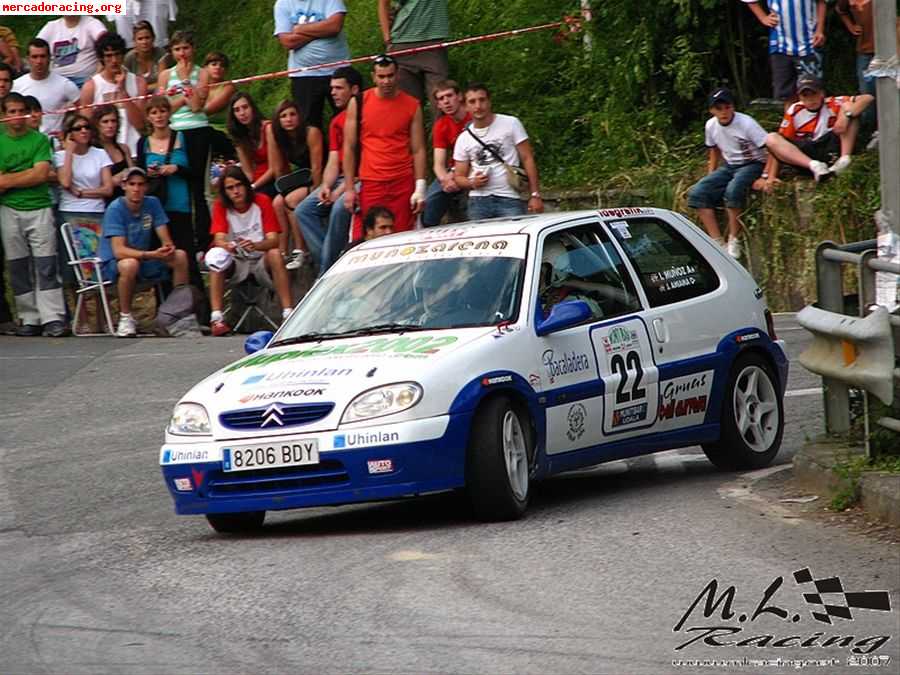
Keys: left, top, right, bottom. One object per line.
{"left": 160, "top": 413, "right": 472, "bottom": 515}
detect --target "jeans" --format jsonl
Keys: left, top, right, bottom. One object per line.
{"left": 468, "top": 195, "right": 526, "bottom": 220}
{"left": 422, "top": 179, "right": 468, "bottom": 227}
{"left": 856, "top": 53, "right": 876, "bottom": 128}
{"left": 296, "top": 179, "right": 354, "bottom": 275}
{"left": 687, "top": 162, "right": 764, "bottom": 211}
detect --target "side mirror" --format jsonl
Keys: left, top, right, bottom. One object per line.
{"left": 536, "top": 300, "right": 592, "bottom": 336}
{"left": 244, "top": 330, "right": 274, "bottom": 354}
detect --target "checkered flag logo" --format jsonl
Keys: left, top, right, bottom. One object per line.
{"left": 793, "top": 567, "right": 892, "bottom": 624}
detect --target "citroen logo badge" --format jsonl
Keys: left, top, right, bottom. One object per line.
{"left": 261, "top": 403, "right": 284, "bottom": 427}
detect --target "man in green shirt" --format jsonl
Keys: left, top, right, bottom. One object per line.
{"left": 0, "top": 92, "right": 67, "bottom": 337}
{"left": 378, "top": 0, "right": 449, "bottom": 108}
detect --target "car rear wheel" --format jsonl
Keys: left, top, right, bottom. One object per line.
{"left": 466, "top": 396, "right": 533, "bottom": 521}
{"left": 206, "top": 510, "right": 266, "bottom": 534}
{"left": 703, "top": 353, "right": 783, "bottom": 470}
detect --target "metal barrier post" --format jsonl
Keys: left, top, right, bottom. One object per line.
{"left": 815, "top": 242, "right": 851, "bottom": 434}
{"left": 859, "top": 250, "right": 880, "bottom": 457}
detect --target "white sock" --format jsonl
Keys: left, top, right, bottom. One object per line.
{"left": 120, "top": 312, "right": 132, "bottom": 318}
{"left": 210, "top": 310, "right": 224, "bottom": 322}
{"left": 282, "top": 308, "right": 292, "bottom": 319}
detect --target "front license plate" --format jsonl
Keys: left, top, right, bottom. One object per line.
{"left": 222, "top": 440, "right": 319, "bottom": 472}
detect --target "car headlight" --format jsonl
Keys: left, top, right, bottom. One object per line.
{"left": 341, "top": 382, "right": 422, "bottom": 424}
{"left": 168, "top": 403, "right": 212, "bottom": 435}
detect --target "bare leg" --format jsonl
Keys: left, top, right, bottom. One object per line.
{"left": 117, "top": 258, "right": 139, "bottom": 314}
{"left": 725, "top": 208, "right": 742, "bottom": 240}
{"left": 273, "top": 194, "right": 290, "bottom": 254}
{"left": 837, "top": 118, "right": 860, "bottom": 156}
{"left": 167, "top": 249, "right": 189, "bottom": 286}
{"left": 265, "top": 248, "right": 293, "bottom": 310}
{"left": 208, "top": 269, "right": 225, "bottom": 312}
{"left": 287, "top": 209, "right": 305, "bottom": 252}
{"left": 696, "top": 208, "right": 723, "bottom": 241}
{"left": 765, "top": 132, "right": 813, "bottom": 170}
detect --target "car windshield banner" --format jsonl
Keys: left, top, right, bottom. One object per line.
{"left": 333, "top": 235, "right": 529, "bottom": 272}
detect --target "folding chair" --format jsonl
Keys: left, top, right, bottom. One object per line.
{"left": 61, "top": 221, "right": 116, "bottom": 336}
{"left": 229, "top": 278, "right": 280, "bottom": 333}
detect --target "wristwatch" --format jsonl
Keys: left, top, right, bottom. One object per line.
{"left": 530, "top": 191, "right": 542, "bottom": 199}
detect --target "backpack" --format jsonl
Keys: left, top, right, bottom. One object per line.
{"left": 155, "top": 285, "right": 203, "bottom": 337}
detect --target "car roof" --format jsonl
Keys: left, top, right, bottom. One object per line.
{"left": 353, "top": 208, "right": 674, "bottom": 250}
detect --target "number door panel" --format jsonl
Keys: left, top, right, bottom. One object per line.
{"left": 589, "top": 317, "right": 659, "bottom": 436}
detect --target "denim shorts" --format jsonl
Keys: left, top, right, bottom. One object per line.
{"left": 687, "top": 162, "right": 764, "bottom": 210}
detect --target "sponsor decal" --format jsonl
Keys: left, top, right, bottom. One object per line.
{"left": 602, "top": 325, "right": 640, "bottom": 355}
{"left": 239, "top": 388, "right": 325, "bottom": 403}
{"left": 333, "top": 430, "right": 400, "bottom": 449}
{"left": 658, "top": 371, "right": 713, "bottom": 422}
{"left": 528, "top": 373, "right": 542, "bottom": 389}
{"left": 598, "top": 207, "right": 648, "bottom": 218}
{"left": 672, "top": 567, "right": 894, "bottom": 658}
{"left": 367, "top": 459, "right": 394, "bottom": 474}
{"left": 736, "top": 332, "right": 761, "bottom": 343}
{"left": 566, "top": 403, "right": 586, "bottom": 441}
{"left": 754, "top": 287, "right": 764, "bottom": 299}
{"left": 482, "top": 375, "right": 513, "bottom": 386}
{"left": 173, "top": 477, "right": 193, "bottom": 492}
{"left": 337, "top": 235, "right": 528, "bottom": 270}
{"left": 224, "top": 336, "right": 459, "bottom": 371}
{"left": 542, "top": 349, "right": 592, "bottom": 384}
{"left": 242, "top": 367, "right": 353, "bottom": 386}
{"left": 161, "top": 448, "right": 210, "bottom": 464}
{"left": 609, "top": 220, "right": 632, "bottom": 239}
{"left": 612, "top": 402, "right": 648, "bottom": 427}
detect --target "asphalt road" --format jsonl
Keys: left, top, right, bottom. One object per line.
{"left": 0, "top": 314, "right": 897, "bottom": 675}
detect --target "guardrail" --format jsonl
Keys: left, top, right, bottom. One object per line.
{"left": 798, "top": 239, "right": 900, "bottom": 447}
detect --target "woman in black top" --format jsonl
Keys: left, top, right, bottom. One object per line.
{"left": 92, "top": 104, "right": 133, "bottom": 203}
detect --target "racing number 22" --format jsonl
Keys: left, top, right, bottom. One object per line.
{"left": 611, "top": 351, "right": 646, "bottom": 404}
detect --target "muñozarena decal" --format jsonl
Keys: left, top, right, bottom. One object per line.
{"left": 335, "top": 235, "right": 528, "bottom": 271}
{"left": 224, "top": 336, "right": 460, "bottom": 372}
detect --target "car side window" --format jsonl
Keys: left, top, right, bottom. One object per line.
{"left": 539, "top": 225, "right": 643, "bottom": 322}
{"left": 608, "top": 217, "right": 720, "bottom": 307}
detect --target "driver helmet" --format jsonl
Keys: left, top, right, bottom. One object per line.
{"left": 541, "top": 239, "right": 569, "bottom": 287}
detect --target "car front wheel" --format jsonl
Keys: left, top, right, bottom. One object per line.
{"left": 206, "top": 510, "right": 266, "bottom": 534}
{"left": 466, "top": 396, "right": 533, "bottom": 521}
{"left": 703, "top": 353, "right": 784, "bottom": 471}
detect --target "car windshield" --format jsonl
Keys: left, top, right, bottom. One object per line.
{"left": 276, "top": 234, "right": 528, "bottom": 342}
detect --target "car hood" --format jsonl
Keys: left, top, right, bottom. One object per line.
{"left": 178, "top": 327, "right": 498, "bottom": 438}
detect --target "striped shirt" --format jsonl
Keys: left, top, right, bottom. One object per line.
{"left": 743, "top": 0, "right": 821, "bottom": 56}
{"left": 390, "top": 0, "right": 449, "bottom": 43}
{"left": 779, "top": 96, "right": 852, "bottom": 142}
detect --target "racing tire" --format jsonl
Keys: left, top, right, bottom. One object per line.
{"left": 466, "top": 396, "right": 534, "bottom": 522}
{"left": 702, "top": 353, "right": 784, "bottom": 471}
{"left": 205, "top": 511, "right": 266, "bottom": 534}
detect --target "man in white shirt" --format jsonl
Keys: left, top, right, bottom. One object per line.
{"left": 12, "top": 39, "right": 80, "bottom": 136}
{"left": 452, "top": 82, "right": 543, "bottom": 220}
{"left": 686, "top": 88, "right": 767, "bottom": 259}
{"left": 36, "top": 15, "right": 107, "bottom": 88}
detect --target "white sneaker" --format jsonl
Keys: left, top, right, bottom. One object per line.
{"left": 116, "top": 313, "right": 137, "bottom": 337}
{"left": 866, "top": 131, "right": 879, "bottom": 151}
{"left": 285, "top": 249, "right": 306, "bottom": 270}
{"left": 830, "top": 155, "right": 852, "bottom": 175}
{"left": 808, "top": 160, "right": 832, "bottom": 183}
{"left": 726, "top": 236, "right": 742, "bottom": 259}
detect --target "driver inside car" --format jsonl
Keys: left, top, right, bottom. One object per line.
{"left": 539, "top": 239, "right": 603, "bottom": 319}
{"left": 413, "top": 261, "right": 473, "bottom": 328}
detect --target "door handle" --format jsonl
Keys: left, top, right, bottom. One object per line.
{"left": 652, "top": 318, "right": 669, "bottom": 343}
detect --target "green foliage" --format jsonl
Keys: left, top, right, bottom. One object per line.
{"left": 830, "top": 453, "right": 867, "bottom": 511}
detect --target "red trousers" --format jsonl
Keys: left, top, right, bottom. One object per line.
{"left": 353, "top": 175, "right": 415, "bottom": 240}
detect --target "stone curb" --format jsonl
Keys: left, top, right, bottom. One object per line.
{"left": 793, "top": 437, "right": 900, "bottom": 526}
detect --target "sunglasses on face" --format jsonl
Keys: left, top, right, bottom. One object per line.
{"left": 70, "top": 125, "right": 91, "bottom": 132}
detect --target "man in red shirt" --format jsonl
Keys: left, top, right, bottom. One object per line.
{"left": 342, "top": 54, "right": 427, "bottom": 239}
{"left": 761, "top": 74, "right": 873, "bottom": 189}
{"left": 207, "top": 165, "right": 294, "bottom": 336}
{"left": 422, "top": 80, "right": 472, "bottom": 227}
{"left": 296, "top": 65, "right": 362, "bottom": 276}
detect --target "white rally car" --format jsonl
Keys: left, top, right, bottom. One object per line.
{"left": 161, "top": 208, "right": 788, "bottom": 533}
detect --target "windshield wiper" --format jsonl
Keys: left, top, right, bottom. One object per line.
{"left": 268, "top": 331, "right": 353, "bottom": 347}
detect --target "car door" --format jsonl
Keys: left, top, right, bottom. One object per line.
{"left": 533, "top": 220, "right": 653, "bottom": 454}
{"left": 599, "top": 211, "right": 726, "bottom": 435}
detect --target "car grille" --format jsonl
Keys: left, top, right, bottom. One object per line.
{"left": 205, "top": 460, "right": 349, "bottom": 498}
{"left": 219, "top": 402, "right": 335, "bottom": 430}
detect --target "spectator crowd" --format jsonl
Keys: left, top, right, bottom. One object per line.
{"left": 0, "top": 0, "right": 891, "bottom": 337}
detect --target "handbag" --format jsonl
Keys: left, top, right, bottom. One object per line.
{"left": 465, "top": 124, "right": 530, "bottom": 199}
{"left": 275, "top": 168, "right": 313, "bottom": 196}
{"left": 143, "top": 132, "right": 177, "bottom": 205}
